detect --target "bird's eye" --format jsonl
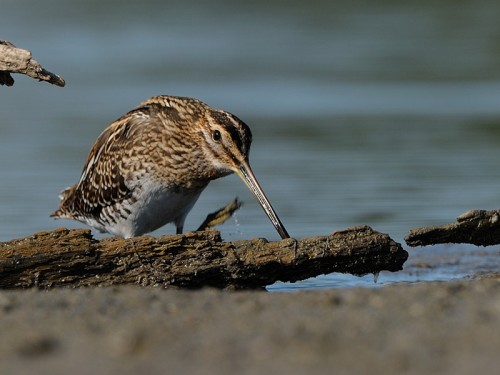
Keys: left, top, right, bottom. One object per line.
{"left": 212, "top": 130, "right": 221, "bottom": 141}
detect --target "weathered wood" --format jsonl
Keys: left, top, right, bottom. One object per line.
{"left": 0, "top": 226, "right": 407, "bottom": 289}
{"left": 197, "top": 198, "right": 242, "bottom": 231}
{"left": 0, "top": 40, "right": 65, "bottom": 87}
{"left": 405, "top": 209, "right": 500, "bottom": 247}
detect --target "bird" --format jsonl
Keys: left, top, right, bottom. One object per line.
{"left": 51, "top": 95, "right": 290, "bottom": 240}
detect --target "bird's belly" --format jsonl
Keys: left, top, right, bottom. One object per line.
{"left": 105, "top": 182, "right": 204, "bottom": 238}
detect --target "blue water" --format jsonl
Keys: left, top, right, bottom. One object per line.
{"left": 1, "top": 0, "right": 499, "bottom": 289}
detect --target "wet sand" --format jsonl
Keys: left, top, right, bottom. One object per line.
{"left": 0, "top": 278, "right": 499, "bottom": 375}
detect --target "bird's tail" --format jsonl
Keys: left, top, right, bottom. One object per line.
{"left": 50, "top": 185, "right": 77, "bottom": 218}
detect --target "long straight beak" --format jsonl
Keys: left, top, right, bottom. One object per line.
{"left": 236, "top": 161, "right": 290, "bottom": 239}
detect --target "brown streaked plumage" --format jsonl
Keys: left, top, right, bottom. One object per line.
{"left": 51, "top": 95, "right": 289, "bottom": 239}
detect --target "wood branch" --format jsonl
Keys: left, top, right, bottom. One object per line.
{"left": 197, "top": 198, "right": 242, "bottom": 231}
{"left": 0, "top": 225, "right": 407, "bottom": 290}
{"left": 0, "top": 40, "right": 65, "bottom": 87}
{"left": 405, "top": 209, "right": 500, "bottom": 247}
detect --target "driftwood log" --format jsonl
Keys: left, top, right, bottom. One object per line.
{"left": 0, "top": 226, "right": 407, "bottom": 290}
{"left": 0, "top": 40, "right": 65, "bottom": 87}
{"left": 405, "top": 209, "right": 500, "bottom": 247}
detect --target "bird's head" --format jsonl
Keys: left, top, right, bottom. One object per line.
{"left": 200, "top": 109, "right": 252, "bottom": 174}
{"left": 199, "top": 107, "right": 290, "bottom": 239}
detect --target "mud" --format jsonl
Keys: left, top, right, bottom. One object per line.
{"left": 0, "top": 278, "right": 498, "bottom": 375}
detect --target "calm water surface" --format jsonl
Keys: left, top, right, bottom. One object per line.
{"left": 1, "top": 1, "right": 499, "bottom": 289}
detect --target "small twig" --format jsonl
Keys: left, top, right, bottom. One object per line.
{"left": 197, "top": 198, "right": 242, "bottom": 231}
{"left": 0, "top": 40, "right": 65, "bottom": 87}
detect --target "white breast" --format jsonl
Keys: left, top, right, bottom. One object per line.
{"left": 98, "top": 179, "right": 205, "bottom": 238}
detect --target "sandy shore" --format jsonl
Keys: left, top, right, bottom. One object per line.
{"left": 0, "top": 278, "right": 499, "bottom": 375}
